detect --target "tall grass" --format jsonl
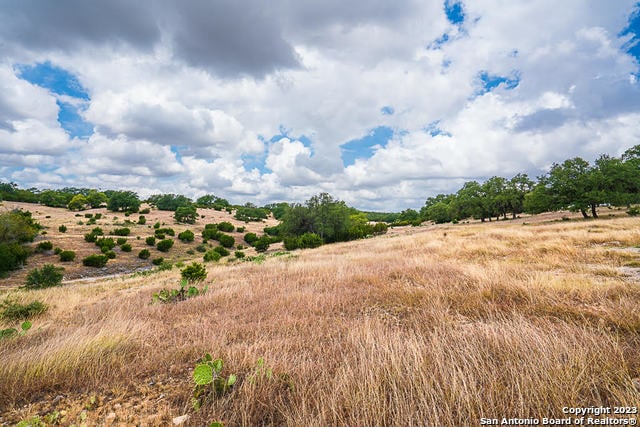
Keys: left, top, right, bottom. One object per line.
{"left": 1, "top": 216, "right": 639, "bottom": 425}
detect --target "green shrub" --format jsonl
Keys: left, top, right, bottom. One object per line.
{"left": 152, "top": 257, "right": 164, "bottom": 265}
{"left": 95, "top": 237, "right": 116, "bottom": 251}
{"left": 0, "top": 243, "right": 31, "bottom": 274}
{"left": 111, "top": 227, "right": 130, "bottom": 236}
{"left": 36, "top": 240, "right": 53, "bottom": 252}
{"left": 174, "top": 205, "right": 198, "bottom": 224}
{"left": 157, "top": 261, "right": 173, "bottom": 271}
{"left": 140, "top": 208, "right": 151, "bottom": 214}
{"left": 263, "top": 225, "right": 280, "bottom": 236}
{"left": 213, "top": 246, "right": 230, "bottom": 257}
{"left": 156, "top": 239, "right": 174, "bottom": 252}
{"left": 217, "top": 222, "right": 234, "bottom": 232}
{"left": 203, "top": 250, "right": 221, "bottom": 262}
{"left": 105, "top": 250, "right": 116, "bottom": 259}
{"left": 91, "top": 227, "right": 104, "bottom": 236}
{"left": 253, "top": 236, "right": 270, "bottom": 252}
{"left": 218, "top": 234, "right": 234, "bottom": 248}
{"left": 181, "top": 262, "right": 207, "bottom": 283}
{"left": 202, "top": 227, "right": 220, "bottom": 241}
{"left": 83, "top": 254, "right": 108, "bottom": 267}
{"left": 58, "top": 225, "right": 67, "bottom": 233}
{"left": 138, "top": 215, "right": 146, "bottom": 225}
{"left": 54, "top": 247, "right": 63, "bottom": 255}
{"left": 84, "top": 213, "right": 93, "bottom": 218}
{"left": 178, "top": 230, "right": 195, "bottom": 242}
{"left": 153, "top": 222, "right": 160, "bottom": 229}
{"left": 236, "top": 226, "right": 245, "bottom": 233}
{"left": 116, "top": 237, "right": 127, "bottom": 245}
{"left": 627, "top": 206, "right": 640, "bottom": 216}
{"left": 138, "top": 249, "right": 151, "bottom": 259}
{"left": 145, "top": 236, "right": 156, "bottom": 246}
{"left": 84, "top": 232, "right": 97, "bottom": 243}
{"left": 299, "top": 232, "right": 323, "bottom": 249}
{"left": 234, "top": 250, "right": 245, "bottom": 259}
{"left": 87, "top": 217, "right": 97, "bottom": 225}
{"left": 244, "top": 232, "right": 258, "bottom": 245}
{"left": 0, "top": 298, "right": 47, "bottom": 321}
{"left": 59, "top": 250, "right": 76, "bottom": 262}
{"left": 155, "top": 232, "right": 165, "bottom": 239}
{"left": 192, "top": 354, "right": 236, "bottom": 410}
{"left": 120, "top": 243, "right": 132, "bottom": 252}
{"left": 25, "top": 264, "right": 64, "bottom": 289}
{"left": 95, "top": 213, "right": 102, "bottom": 220}
{"left": 153, "top": 279, "right": 207, "bottom": 304}
{"left": 283, "top": 236, "right": 299, "bottom": 250}
{"left": 196, "top": 244, "right": 207, "bottom": 253}
{"left": 155, "top": 227, "right": 175, "bottom": 236}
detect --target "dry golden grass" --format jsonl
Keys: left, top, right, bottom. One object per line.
{"left": 1, "top": 211, "right": 640, "bottom": 425}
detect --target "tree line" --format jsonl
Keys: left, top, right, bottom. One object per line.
{"left": 420, "top": 145, "right": 640, "bottom": 223}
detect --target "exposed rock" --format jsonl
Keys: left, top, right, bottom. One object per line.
{"left": 173, "top": 414, "right": 189, "bottom": 425}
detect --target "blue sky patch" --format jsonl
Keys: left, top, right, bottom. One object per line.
{"left": 341, "top": 126, "right": 393, "bottom": 167}
{"left": 15, "top": 61, "right": 90, "bottom": 100}
{"left": 425, "top": 120, "right": 452, "bottom": 137}
{"left": 16, "top": 61, "right": 94, "bottom": 139}
{"left": 620, "top": 3, "right": 640, "bottom": 63}
{"left": 476, "top": 70, "right": 520, "bottom": 95}
{"left": 380, "top": 106, "right": 395, "bottom": 115}
{"left": 242, "top": 153, "right": 267, "bottom": 173}
{"left": 444, "top": 0, "right": 465, "bottom": 26}
{"left": 56, "top": 100, "right": 93, "bottom": 139}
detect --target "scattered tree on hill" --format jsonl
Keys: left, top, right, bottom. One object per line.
{"left": 106, "top": 191, "right": 141, "bottom": 213}
{"left": 147, "top": 194, "right": 192, "bottom": 211}
{"left": 67, "top": 194, "right": 89, "bottom": 211}
{"left": 175, "top": 205, "right": 198, "bottom": 224}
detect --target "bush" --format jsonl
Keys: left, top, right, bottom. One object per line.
{"left": 84, "top": 213, "right": 93, "bottom": 218}
{"left": 58, "top": 225, "right": 67, "bottom": 233}
{"left": 0, "top": 243, "right": 31, "bottom": 275}
{"left": 299, "top": 232, "right": 323, "bottom": 249}
{"left": 263, "top": 225, "right": 280, "bottom": 236}
{"left": 244, "top": 232, "right": 258, "bottom": 245}
{"left": 153, "top": 222, "right": 160, "bottom": 229}
{"left": 213, "top": 246, "right": 230, "bottom": 257}
{"left": 146, "top": 236, "right": 156, "bottom": 246}
{"left": 175, "top": 205, "right": 198, "bottom": 224}
{"left": 0, "top": 298, "right": 47, "bottom": 321}
{"left": 95, "top": 213, "right": 102, "bottom": 220}
{"left": 217, "top": 222, "right": 234, "bottom": 232}
{"left": 120, "top": 243, "right": 132, "bottom": 252}
{"left": 138, "top": 249, "right": 150, "bottom": 259}
{"left": 157, "top": 239, "right": 174, "bottom": 252}
{"left": 84, "top": 232, "right": 97, "bottom": 243}
{"left": 152, "top": 257, "right": 164, "bottom": 265}
{"left": 54, "top": 247, "right": 63, "bottom": 255}
{"left": 25, "top": 264, "right": 64, "bottom": 289}
{"left": 91, "top": 227, "right": 104, "bottom": 236}
{"left": 155, "top": 233, "right": 166, "bottom": 239}
{"left": 140, "top": 208, "right": 151, "bottom": 214}
{"left": 59, "top": 250, "right": 76, "bottom": 262}
{"left": 202, "top": 227, "right": 220, "bottom": 241}
{"left": 283, "top": 236, "right": 299, "bottom": 250}
{"left": 196, "top": 244, "right": 207, "bottom": 253}
{"left": 234, "top": 250, "right": 245, "bottom": 259}
{"left": 178, "top": 230, "right": 195, "bottom": 242}
{"left": 155, "top": 227, "right": 175, "bottom": 236}
{"left": 105, "top": 250, "right": 116, "bottom": 259}
{"left": 253, "top": 236, "right": 270, "bottom": 252}
{"left": 111, "top": 227, "right": 130, "bottom": 236}
{"left": 157, "top": 261, "right": 173, "bottom": 271}
{"left": 237, "top": 226, "right": 245, "bottom": 233}
{"left": 116, "top": 237, "right": 127, "bottom": 245}
{"left": 138, "top": 215, "right": 146, "bottom": 225}
{"left": 218, "top": 234, "right": 234, "bottom": 248}
{"left": 203, "top": 250, "right": 221, "bottom": 262}
{"left": 627, "top": 206, "right": 640, "bottom": 217}
{"left": 36, "top": 240, "right": 53, "bottom": 252}
{"left": 96, "top": 237, "right": 116, "bottom": 251}
{"left": 83, "top": 254, "right": 109, "bottom": 267}
{"left": 181, "top": 262, "right": 207, "bottom": 283}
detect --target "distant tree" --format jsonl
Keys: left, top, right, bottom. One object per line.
{"left": 107, "top": 191, "right": 141, "bottom": 213}
{"left": 504, "top": 173, "right": 534, "bottom": 218}
{"left": 196, "top": 194, "right": 230, "bottom": 210}
{"left": 147, "top": 194, "right": 192, "bottom": 211}
{"left": 547, "top": 158, "right": 600, "bottom": 218}
{"left": 263, "top": 202, "right": 289, "bottom": 220}
{"left": 86, "top": 190, "right": 108, "bottom": 208}
{"left": 67, "top": 194, "right": 89, "bottom": 211}
{"left": 174, "top": 205, "right": 198, "bottom": 224}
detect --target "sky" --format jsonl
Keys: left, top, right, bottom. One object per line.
{"left": 0, "top": 1, "right": 639, "bottom": 211}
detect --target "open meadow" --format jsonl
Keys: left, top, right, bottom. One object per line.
{"left": 1, "top": 207, "right": 640, "bottom": 426}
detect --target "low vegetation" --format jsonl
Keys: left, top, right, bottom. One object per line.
{"left": 24, "top": 264, "right": 64, "bottom": 289}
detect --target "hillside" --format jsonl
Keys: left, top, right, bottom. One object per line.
{"left": 1, "top": 212, "right": 639, "bottom": 425}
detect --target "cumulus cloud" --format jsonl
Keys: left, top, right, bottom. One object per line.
{"left": 0, "top": 1, "right": 639, "bottom": 210}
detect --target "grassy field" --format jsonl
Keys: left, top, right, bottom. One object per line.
{"left": 1, "top": 208, "right": 640, "bottom": 426}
